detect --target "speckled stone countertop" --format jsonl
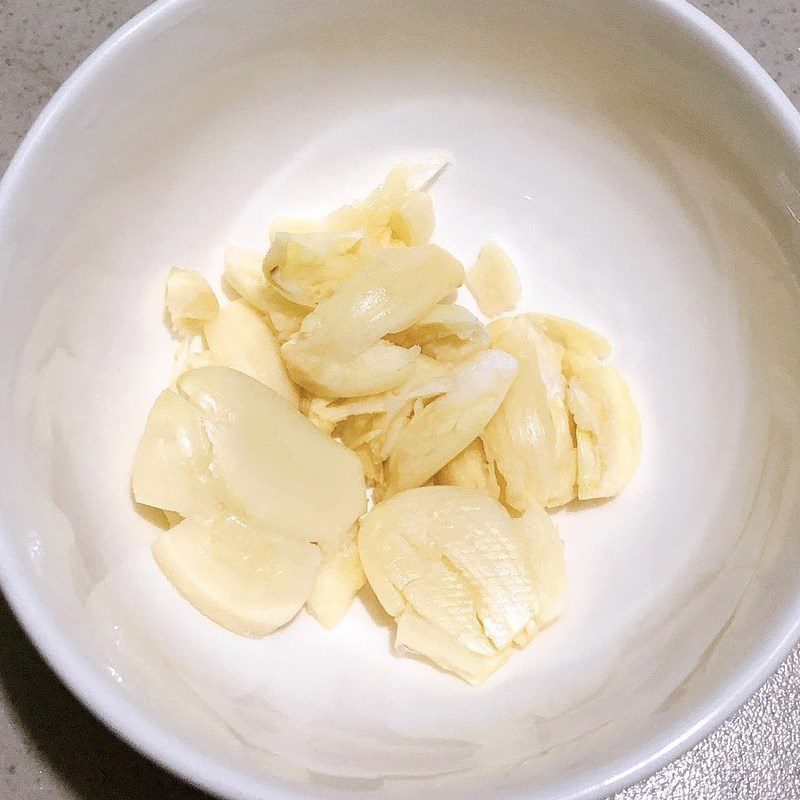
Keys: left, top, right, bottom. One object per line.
{"left": 1, "top": 1, "right": 800, "bottom": 798}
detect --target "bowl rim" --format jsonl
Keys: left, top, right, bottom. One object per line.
{"left": 1, "top": 1, "right": 800, "bottom": 798}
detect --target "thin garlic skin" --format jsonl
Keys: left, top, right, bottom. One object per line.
{"left": 153, "top": 515, "right": 322, "bottom": 638}
{"left": 165, "top": 268, "right": 219, "bottom": 335}
{"left": 358, "top": 486, "right": 563, "bottom": 684}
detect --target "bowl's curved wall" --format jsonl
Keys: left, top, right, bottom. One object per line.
{"left": 1, "top": 2, "right": 800, "bottom": 799}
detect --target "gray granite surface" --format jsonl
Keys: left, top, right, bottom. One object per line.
{"left": 0, "top": 1, "right": 799, "bottom": 798}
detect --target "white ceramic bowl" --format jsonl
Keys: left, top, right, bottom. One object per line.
{"left": 2, "top": 1, "right": 800, "bottom": 798}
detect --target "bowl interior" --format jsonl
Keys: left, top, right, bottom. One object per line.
{"left": 1, "top": 1, "right": 800, "bottom": 798}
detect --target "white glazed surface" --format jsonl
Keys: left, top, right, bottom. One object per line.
{"left": 1, "top": 2, "right": 800, "bottom": 799}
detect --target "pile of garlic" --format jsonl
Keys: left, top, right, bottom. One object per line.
{"left": 132, "top": 162, "right": 641, "bottom": 684}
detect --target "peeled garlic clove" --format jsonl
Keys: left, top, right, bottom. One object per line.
{"left": 567, "top": 364, "right": 641, "bottom": 500}
{"left": 153, "top": 515, "right": 321, "bottom": 637}
{"left": 528, "top": 325, "right": 578, "bottom": 508}
{"left": 282, "top": 339, "right": 419, "bottom": 399}
{"left": 132, "top": 389, "right": 219, "bottom": 518}
{"left": 272, "top": 252, "right": 364, "bottom": 308}
{"left": 389, "top": 303, "right": 489, "bottom": 363}
{"left": 466, "top": 242, "right": 522, "bottom": 318}
{"left": 395, "top": 610, "right": 511, "bottom": 685}
{"left": 265, "top": 231, "right": 364, "bottom": 307}
{"left": 389, "top": 191, "right": 435, "bottom": 246}
{"left": 528, "top": 314, "right": 611, "bottom": 360}
{"left": 359, "top": 486, "right": 542, "bottom": 682}
{"left": 515, "top": 502, "right": 567, "bottom": 628}
{"left": 306, "top": 526, "right": 365, "bottom": 629}
{"left": 264, "top": 231, "right": 362, "bottom": 270}
{"left": 267, "top": 159, "right": 447, "bottom": 247}
{"left": 203, "top": 299, "right": 299, "bottom": 407}
{"left": 165, "top": 268, "right": 219, "bottom": 335}
{"left": 386, "top": 350, "right": 518, "bottom": 494}
{"left": 483, "top": 316, "right": 576, "bottom": 510}
{"left": 177, "top": 366, "right": 366, "bottom": 544}
{"left": 223, "top": 245, "right": 306, "bottom": 341}
{"left": 434, "top": 438, "right": 500, "bottom": 500}
{"left": 289, "top": 244, "right": 464, "bottom": 363}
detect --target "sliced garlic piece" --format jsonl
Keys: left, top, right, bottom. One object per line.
{"left": 165, "top": 268, "right": 219, "bottom": 335}
{"left": 265, "top": 231, "right": 364, "bottom": 307}
{"left": 291, "top": 245, "right": 464, "bottom": 361}
{"left": 466, "top": 242, "right": 522, "bottom": 318}
{"left": 153, "top": 515, "right": 321, "bottom": 637}
{"left": 223, "top": 245, "right": 306, "bottom": 342}
{"left": 395, "top": 610, "right": 511, "bottom": 686}
{"left": 528, "top": 326, "right": 578, "bottom": 508}
{"left": 434, "top": 438, "right": 500, "bottom": 500}
{"left": 389, "top": 191, "right": 435, "bottom": 246}
{"left": 516, "top": 503, "right": 567, "bottom": 628}
{"left": 281, "top": 245, "right": 462, "bottom": 396}
{"left": 203, "top": 299, "right": 299, "bottom": 406}
{"left": 529, "top": 314, "right": 611, "bottom": 360}
{"left": 306, "top": 355, "right": 451, "bottom": 429}
{"left": 385, "top": 350, "right": 518, "bottom": 494}
{"left": 306, "top": 526, "right": 365, "bottom": 629}
{"left": 359, "top": 486, "right": 543, "bottom": 683}
{"left": 132, "top": 389, "right": 219, "bottom": 518}
{"left": 268, "top": 159, "right": 447, "bottom": 246}
{"left": 281, "top": 339, "right": 419, "bottom": 399}
{"left": 483, "top": 316, "right": 577, "bottom": 510}
{"left": 389, "top": 303, "right": 489, "bottom": 363}
{"left": 567, "top": 364, "right": 641, "bottom": 500}
{"left": 177, "top": 366, "right": 366, "bottom": 544}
